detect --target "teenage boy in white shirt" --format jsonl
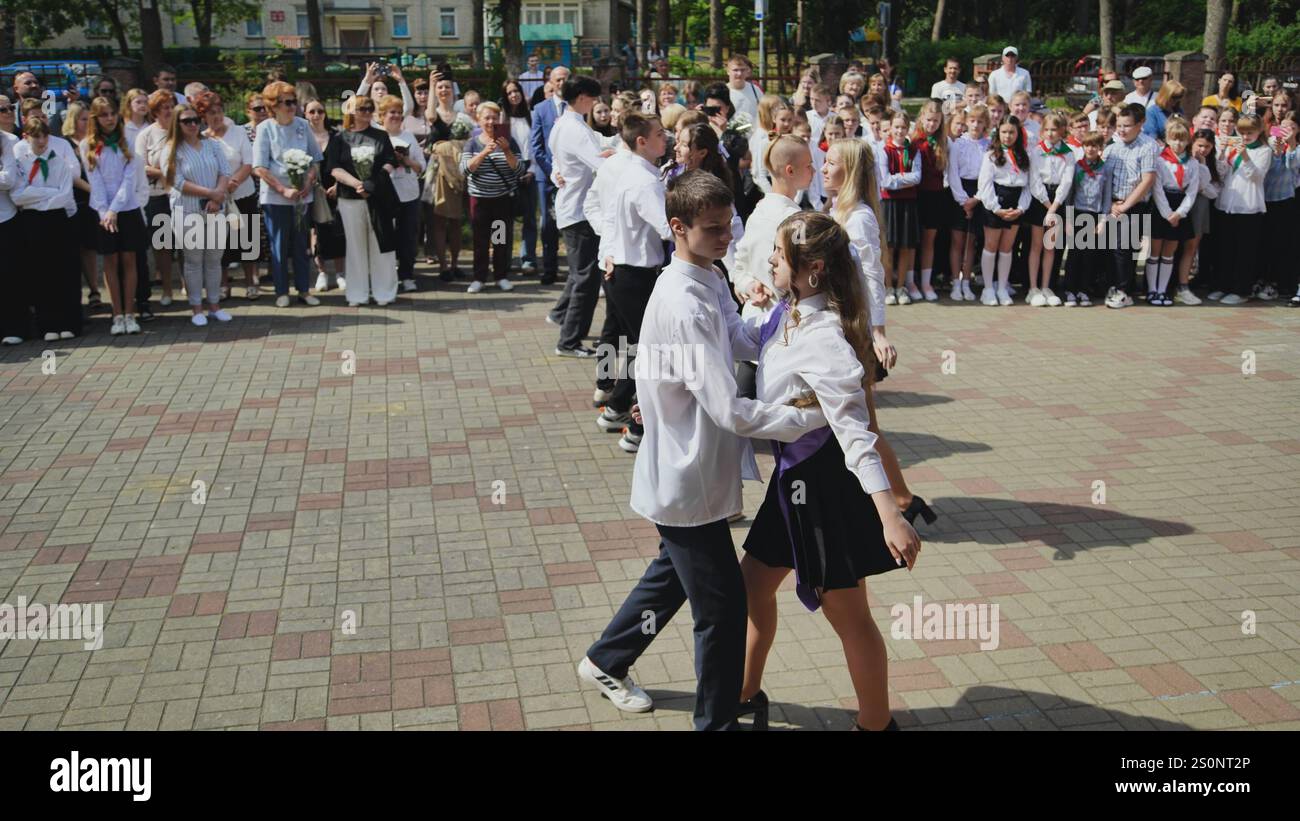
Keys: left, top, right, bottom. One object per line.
{"left": 577, "top": 170, "right": 825, "bottom": 731}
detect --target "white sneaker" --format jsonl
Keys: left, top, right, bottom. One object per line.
{"left": 43, "top": 332, "right": 59, "bottom": 342}
{"left": 577, "top": 657, "right": 652, "bottom": 713}
{"left": 124, "top": 316, "right": 141, "bottom": 334}
{"left": 335, "top": 276, "right": 346, "bottom": 291}
{"left": 885, "top": 289, "right": 898, "bottom": 305}
{"left": 1105, "top": 288, "right": 1133, "bottom": 309}
{"left": 110, "top": 316, "right": 126, "bottom": 335}
{"left": 980, "top": 286, "right": 998, "bottom": 306}
{"left": 962, "top": 279, "right": 976, "bottom": 301}
{"left": 159, "top": 296, "right": 172, "bottom": 308}
{"left": 1077, "top": 291, "right": 1093, "bottom": 307}
{"left": 1042, "top": 287, "right": 1062, "bottom": 307}
{"left": 315, "top": 273, "right": 330, "bottom": 292}
{"left": 401, "top": 279, "right": 417, "bottom": 292}
{"left": 275, "top": 295, "right": 291, "bottom": 308}
{"left": 1220, "top": 293, "right": 1248, "bottom": 305}
{"left": 593, "top": 388, "right": 613, "bottom": 407}
{"left": 298, "top": 294, "right": 321, "bottom": 306}
{"left": 997, "top": 287, "right": 1013, "bottom": 306}
{"left": 1207, "top": 290, "right": 1225, "bottom": 301}
{"left": 896, "top": 288, "right": 912, "bottom": 305}
{"left": 1175, "top": 287, "right": 1201, "bottom": 305}
{"left": 190, "top": 313, "right": 208, "bottom": 327}
{"left": 246, "top": 284, "right": 261, "bottom": 300}
{"left": 905, "top": 284, "right": 923, "bottom": 302}
{"left": 467, "top": 281, "right": 484, "bottom": 294}
{"left": 496, "top": 278, "right": 514, "bottom": 292}
{"left": 1, "top": 336, "right": 22, "bottom": 345}
{"left": 1028, "top": 288, "right": 1046, "bottom": 307}
{"left": 922, "top": 287, "right": 939, "bottom": 302}
{"left": 950, "top": 281, "right": 965, "bottom": 301}
{"left": 209, "top": 309, "right": 233, "bottom": 322}
{"left": 1253, "top": 282, "right": 1278, "bottom": 301}
{"left": 1063, "top": 291, "right": 1077, "bottom": 307}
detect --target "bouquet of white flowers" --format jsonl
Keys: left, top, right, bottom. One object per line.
{"left": 351, "top": 144, "right": 376, "bottom": 181}
{"left": 724, "top": 111, "right": 753, "bottom": 138}
{"left": 281, "top": 147, "right": 313, "bottom": 229}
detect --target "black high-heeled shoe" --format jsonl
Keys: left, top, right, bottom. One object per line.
{"left": 738, "top": 690, "right": 769, "bottom": 731}
{"left": 854, "top": 717, "right": 900, "bottom": 731}
{"left": 902, "top": 495, "right": 938, "bottom": 526}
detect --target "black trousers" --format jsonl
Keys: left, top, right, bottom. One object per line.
{"left": 1108, "top": 201, "right": 1150, "bottom": 292}
{"left": 550, "top": 221, "right": 600, "bottom": 350}
{"left": 586, "top": 518, "right": 747, "bottom": 731}
{"left": 0, "top": 215, "right": 31, "bottom": 339}
{"left": 601, "top": 264, "right": 658, "bottom": 432}
{"left": 1215, "top": 211, "right": 1264, "bottom": 297}
{"left": 594, "top": 278, "right": 620, "bottom": 392}
{"left": 1265, "top": 199, "right": 1297, "bottom": 294}
{"left": 1062, "top": 210, "right": 1102, "bottom": 296}
{"left": 22, "top": 210, "right": 82, "bottom": 336}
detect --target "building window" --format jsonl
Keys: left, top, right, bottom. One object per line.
{"left": 439, "top": 7, "right": 457, "bottom": 37}
{"left": 296, "top": 11, "right": 310, "bottom": 37}
{"left": 245, "top": 17, "right": 264, "bottom": 38}
{"left": 86, "top": 18, "right": 109, "bottom": 39}
{"left": 392, "top": 8, "right": 410, "bottom": 38}
{"left": 522, "top": 3, "right": 582, "bottom": 36}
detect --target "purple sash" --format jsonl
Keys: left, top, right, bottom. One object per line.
{"left": 760, "top": 300, "right": 833, "bottom": 611}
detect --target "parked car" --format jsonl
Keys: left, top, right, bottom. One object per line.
{"left": 1066, "top": 54, "right": 1165, "bottom": 109}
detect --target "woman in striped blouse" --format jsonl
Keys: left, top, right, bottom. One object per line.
{"left": 460, "top": 101, "right": 525, "bottom": 293}
{"left": 165, "top": 102, "right": 232, "bottom": 326}
{"left": 85, "top": 96, "right": 147, "bottom": 335}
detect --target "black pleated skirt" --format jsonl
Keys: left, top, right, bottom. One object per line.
{"left": 881, "top": 197, "right": 920, "bottom": 249}
{"left": 743, "top": 434, "right": 904, "bottom": 596}
{"left": 1152, "top": 190, "right": 1194, "bottom": 241}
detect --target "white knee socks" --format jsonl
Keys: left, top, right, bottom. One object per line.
{"left": 1157, "top": 256, "right": 1174, "bottom": 294}
{"left": 997, "top": 252, "right": 1012, "bottom": 290}
{"left": 981, "top": 250, "right": 997, "bottom": 288}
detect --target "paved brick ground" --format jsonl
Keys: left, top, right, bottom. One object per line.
{"left": 1, "top": 269, "right": 1298, "bottom": 731}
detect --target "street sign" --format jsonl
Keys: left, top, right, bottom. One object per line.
{"left": 755, "top": 0, "right": 766, "bottom": 21}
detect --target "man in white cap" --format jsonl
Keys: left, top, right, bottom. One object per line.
{"left": 988, "top": 46, "right": 1032, "bottom": 101}
{"left": 1124, "top": 66, "right": 1156, "bottom": 107}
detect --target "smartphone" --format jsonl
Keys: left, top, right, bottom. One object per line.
{"left": 1271, "top": 125, "right": 1287, "bottom": 139}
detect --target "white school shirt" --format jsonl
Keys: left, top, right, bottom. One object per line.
{"left": 1152, "top": 149, "right": 1200, "bottom": 220}
{"left": 591, "top": 152, "right": 669, "bottom": 268}
{"left": 11, "top": 140, "right": 76, "bottom": 214}
{"left": 548, "top": 109, "right": 605, "bottom": 229}
{"left": 1217, "top": 142, "right": 1272, "bottom": 214}
{"left": 731, "top": 191, "right": 800, "bottom": 295}
{"left": 947, "top": 134, "right": 988, "bottom": 205}
{"left": 629, "top": 256, "right": 824, "bottom": 527}
{"left": 81, "top": 139, "right": 143, "bottom": 219}
{"left": 386, "top": 129, "right": 426, "bottom": 203}
{"left": 838, "top": 200, "right": 889, "bottom": 331}
{"left": 124, "top": 121, "right": 151, "bottom": 205}
{"left": 755, "top": 292, "right": 890, "bottom": 496}
{"left": 212, "top": 125, "right": 256, "bottom": 201}
{"left": 977, "top": 150, "right": 1032, "bottom": 213}
{"left": 749, "top": 129, "right": 772, "bottom": 193}
{"left": 877, "top": 139, "right": 922, "bottom": 194}
{"left": 1197, "top": 157, "right": 1224, "bottom": 201}
{"left": 135, "top": 123, "right": 170, "bottom": 198}
{"left": 584, "top": 145, "right": 631, "bottom": 265}
{"left": 0, "top": 130, "right": 18, "bottom": 223}
{"left": 1029, "top": 141, "right": 1074, "bottom": 204}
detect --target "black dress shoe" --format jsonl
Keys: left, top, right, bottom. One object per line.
{"left": 137, "top": 306, "right": 156, "bottom": 322}
{"left": 540, "top": 273, "right": 557, "bottom": 285}
{"left": 855, "top": 717, "right": 900, "bottom": 731}
{"left": 902, "top": 495, "right": 937, "bottom": 526}
{"left": 738, "top": 690, "right": 769, "bottom": 731}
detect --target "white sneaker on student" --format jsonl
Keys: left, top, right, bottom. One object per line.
{"left": 618, "top": 429, "right": 642, "bottom": 452}
{"left": 885, "top": 289, "right": 898, "bottom": 305}
{"left": 402, "top": 279, "right": 417, "bottom": 292}
{"left": 43, "top": 332, "right": 59, "bottom": 342}
{"left": 467, "top": 281, "right": 484, "bottom": 294}
{"left": 1077, "top": 291, "right": 1093, "bottom": 307}
{"left": 592, "top": 388, "right": 613, "bottom": 407}
{"left": 922, "top": 287, "right": 939, "bottom": 302}
{"left": 962, "top": 279, "right": 976, "bottom": 301}
{"left": 1063, "top": 291, "right": 1077, "bottom": 307}
{"left": 905, "top": 284, "right": 923, "bottom": 302}
{"left": 577, "top": 657, "right": 652, "bottom": 713}
{"left": 275, "top": 295, "right": 291, "bottom": 308}
{"left": 209, "top": 309, "right": 233, "bottom": 322}
{"left": 1, "top": 336, "right": 21, "bottom": 345}
{"left": 110, "top": 316, "right": 126, "bottom": 335}
{"left": 1175, "top": 287, "right": 1201, "bottom": 305}
{"left": 125, "top": 316, "right": 141, "bottom": 334}
{"left": 980, "top": 286, "right": 998, "bottom": 306}
{"left": 298, "top": 294, "right": 321, "bottom": 306}
{"left": 997, "top": 287, "right": 1013, "bottom": 306}
{"left": 335, "top": 276, "right": 346, "bottom": 290}
{"left": 1219, "top": 293, "right": 1248, "bottom": 305}
{"left": 190, "top": 313, "right": 208, "bottom": 327}
{"left": 159, "top": 296, "right": 172, "bottom": 307}
{"left": 496, "top": 278, "right": 514, "bottom": 292}
{"left": 1206, "top": 290, "right": 1225, "bottom": 301}
{"left": 1028, "top": 288, "right": 1046, "bottom": 307}
{"left": 1042, "top": 287, "right": 1062, "bottom": 306}
{"left": 896, "top": 288, "right": 912, "bottom": 305}
{"left": 315, "top": 273, "right": 330, "bottom": 292}
{"left": 597, "top": 406, "right": 634, "bottom": 432}
{"left": 950, "top": 281, "right": 965, "bottom": 301}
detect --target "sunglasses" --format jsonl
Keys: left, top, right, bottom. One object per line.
{"left": 0, "top": 106, "right": 11, "bottom": 114}
{"left": 280, "top": 98, "right": 297, "bottom": 106}
{"left": 179, "top": 117, "right": 201, "bottom": 126}
{"left": 355, "top": 106, "right": 375, "bottom": 113}
{"left": 249, "top": 105, "right": 266, "bottom": 113}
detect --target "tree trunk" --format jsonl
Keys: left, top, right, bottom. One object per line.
{"left": 138, "top": 0, "right": 166, "bottom": 81}
{"left": 1229, "top": 0, "right": 1241, "bottom": 27}
{"left": 679, "top": 8, "right": 687, "bottom": 58}
{"left": 95, "top": 0, "right": 132, "bottom": 57}
{"left": 1099, "top": 0, "right": 1115, "bottom": 73}
{"left": 472, "top": 0, "right": 484, "bottom": 69}
{"left": 709, "top": 0, "right": 722, "bottom": 68}
{"left": 635, "top": 0, "right": 645, "bottom": 67}
{"left": 189, "top": 0, "right": 212, "bottom": 49}
{"left": 932, "top": 0, "right": 945, "bottom": 41}
{"left": 0, "top": 10, "right": 13, "bottom": 66}
{"left": 501, "top": 0, "right": 522, "bottom": 77}
{"left": 306, "top": 0, "right": 326, "bottom": 68}
{"left": 656, "top": 0, "right": 669, "bottom": 49}
{"left": 1203, "top": 0, "right": 1229, "bottom": 98}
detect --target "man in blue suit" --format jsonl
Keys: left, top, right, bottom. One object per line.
{"left": 529, "top": 65, "right": 570, "bottom": 285}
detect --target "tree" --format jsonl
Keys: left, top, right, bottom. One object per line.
{"left": 500, "top": 0, "right": 522, "bottom": 77}
{"left": 655, "top": 0, "right": 670, "bottom": 50}
{"left": 472, "top": 0, "right": 484, "bottom": 69}
{"left": 709, "top": 0, "right": 722, "bottom": 68}
{"left": 138, "top": 0, "right": 165, "bottom": 80}
{"left": 1099, "top": 0, "right": 1115, "bottom": 72}
{"left": 1203, "top": 0, "right": 1230, "bottom": 97}
{"left": 305, "top": 0, "right": 324, "bottom": 69}
{"left": 178, "top": 0, "right": 259, "bottom": 50}
{"left": 932, "top": 0, "right": 945, "bottom": 42}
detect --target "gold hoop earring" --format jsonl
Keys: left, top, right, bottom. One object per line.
{"left": 808, "top": 272, "right": 820, "bottom": 289}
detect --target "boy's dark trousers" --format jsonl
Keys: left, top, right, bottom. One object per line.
{"left": 1062, "top": 210, "right": 1101, "bottom": 295}
{"left": 1108, "top": 201, "right": 1150, "bottom": 293}
{"left": 585, "top": 519, "right": 748, "bottom": 731}
{"left": 601, "top": 263, "right": 658, "bottom": 436}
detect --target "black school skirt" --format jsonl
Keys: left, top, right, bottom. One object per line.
{"left": 95, "top": 207, "right": 149, "bottom": 255}
{"left": 1152, "top": 190, "right": 1193, "bottom": 241}
{"left": 744, "top": 433, "right": 905, "bottom": 601}
{"left": 953, "top": 178, "right": 983, "bottom": 231}
{"left": 1024, "top": 184, "right": 1058, "bottom": 227}
{"left": 982, "top": 183, "right": 1025, "bottom": 229}
{"left": 882, "top": 197, "right": 920, "bottom": 249}
{"left": 917, "top": 188, "right": 949, "bottom": 230}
